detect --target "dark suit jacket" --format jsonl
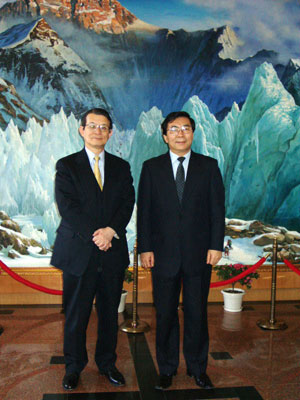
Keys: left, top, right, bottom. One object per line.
{"left": 51, "top": 149, "right": 135, "bottom": 277}
{"left": 137, "top": 151, "right": 225, "bottom": 277}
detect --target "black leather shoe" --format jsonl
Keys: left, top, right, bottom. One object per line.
{"left": 187, "top": 371, "right": 214, "bottom": 389}
{"left": 100, "top": 366, "right": 125, "bottom": 386}
{"left": 155, "top": 372, "right": 176, "bottom": 390}
{"left": 62, "top": 372, "right": 79, "bottom": 390}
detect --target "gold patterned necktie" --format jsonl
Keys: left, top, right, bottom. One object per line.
{"left": 94, "top": 156, "right": 103, "bottom": 191}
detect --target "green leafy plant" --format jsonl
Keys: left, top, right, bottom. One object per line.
{"left": 214, "top": 263, "right": 259, "bottom": 292}
{"left": 124, "top": 267, "right": 134, "bottom": 284}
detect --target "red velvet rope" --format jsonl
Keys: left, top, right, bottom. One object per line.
{"left": 210, "top": 257, "right": 267, "bottom": 288}
{"left": 1, "top": 256, "right": 299, "bottom": 295}
{"left": 0, "top": 260, "right": 63, "bottom": 295}
{"left": 283, "top": 259, "right": 300, "bottom": 276}
{"left": 0, "top": 257, "right": 267, "bottom": 295}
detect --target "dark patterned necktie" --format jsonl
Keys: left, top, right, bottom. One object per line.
{"left": 175, "top": 157, "right": 185, "bottom": 203}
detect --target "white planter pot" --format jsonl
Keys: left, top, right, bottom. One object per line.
{"left": 118, "top": 290, "right": 128, "bottom": 313}
{"left": 221, "top": 288, "right": 245, "bottom": 312}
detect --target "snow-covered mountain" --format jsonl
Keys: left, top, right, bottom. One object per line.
{"left": 0, "top": 0, "right": 290, "bottom": 129}
{"left": 0, "top": 18, "right": 110, "bottom": 119}
{"left": 0, "top": 10, "right": 294, "bottom": 131}
{"left": 217, "top": 25, "right": 244, "bottom": 60}
{"left": 1, "top": 0, "right": 300, "bottom": 133}
{"left": 281, "top": 58, "right": 300, "bottom": 106}
{"left": 0, "top": 0, "right": 157, "bottom": 35}
{"left": 0, "top": 77, "right": 45, "bottom": 131}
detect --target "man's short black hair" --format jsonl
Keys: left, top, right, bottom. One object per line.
{"left": 161, "top": 111, "right": 195, "bottom": 136}
{"left": 81, "top": 108, "right": 113, "bottom": 129}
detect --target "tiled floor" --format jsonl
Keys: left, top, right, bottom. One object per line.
{"left": 0, "top": 302, "right": 299, "bottom": 400}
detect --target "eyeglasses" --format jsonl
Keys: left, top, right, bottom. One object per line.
{"left": 167, "top": 126, "right": 193, "bottom": 134}
{"left": 85, "top": 123, "right": 110, "bottom": 133}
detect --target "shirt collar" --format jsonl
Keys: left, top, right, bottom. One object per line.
{"left": 169, "top": 149, "right": 191, "bottom": 165}
{"left": 85, "top": 147, "right": 105, "bottom": 163}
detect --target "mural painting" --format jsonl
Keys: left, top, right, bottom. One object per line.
{"left": 0, "top": 0, "right": 300, "bottom": 267}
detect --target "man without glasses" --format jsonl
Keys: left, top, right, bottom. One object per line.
{"left": 51, "top": 108, "right": 135, "bottom": 390}
{"left": 138, "top": 111, "right": 225, "bottom": 390}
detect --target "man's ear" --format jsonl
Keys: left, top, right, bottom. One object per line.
{"left": 162, "top": 134, "right": 168, "bottom": 144}
{"left": 109, "top": 129, "right": 113, "bottom": 139}
{"left": 79, "top": 126, "right": 85, "bottom": 138}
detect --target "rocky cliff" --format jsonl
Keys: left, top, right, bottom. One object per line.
{"left": 0, "top": 18, "right": 109, "bottom": 119}
{"left": 0, "top": 77, "right": 45, "bottom": 131}
{"left": 0, "top": 0, "right": 137, "bottom": 34}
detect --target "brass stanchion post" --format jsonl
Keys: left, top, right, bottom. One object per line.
{"left": 120, "top": 240, "right": 150, "bottom": 333}
{"left": 257, "top": 238, "right": 287, "bottom": 330}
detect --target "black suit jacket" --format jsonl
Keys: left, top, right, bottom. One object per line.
{"left": 51, "top": 149, "right": 135, "bottom": 277}
{"left": 137, "top": 151, "right": 225, "bottom": 277}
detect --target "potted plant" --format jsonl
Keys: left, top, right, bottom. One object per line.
{"left": 213, "top": 263, "right": 259, "bottom": 312}
{"left": 118, "top": 267, "right": 134, "bottom": 313}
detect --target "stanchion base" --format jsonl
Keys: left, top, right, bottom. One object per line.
{"left": 257, "top": 319, "right": 288, "bottom": 330}
{"left": 120, "top": 319, "right": 150, "bottom": 333}
{"left": 0, "top": 325, "right": 4, "bottom": 335}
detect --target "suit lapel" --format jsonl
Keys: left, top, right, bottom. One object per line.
{"left": 102, "top": 151, "right": 116, "bottom": 209}
{"left": 160, "top": 152, "right": 181, "bottom": 210}
{"left": 103, "top": 151, "right": 113, "bottom": 190}
{"left": 182, "top": 151, "right": 202, "bottom": 202}
{"left": 76, "top": 149, "right": 102, "bottom": 198}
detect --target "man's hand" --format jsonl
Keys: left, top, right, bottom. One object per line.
{"left": 92, "top": 227, "right": 116, "bottom": 251}
{"left": 140, "top": 252, "right": 155, "bottom": 269}
{"left": 206, "top": 249, "right": 222, "bottom": 266}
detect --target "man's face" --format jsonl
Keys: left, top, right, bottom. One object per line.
{"left": 163, "top": 116, "right": 194, "bottom": 156}
{"left": 79, "top": 113, "right": 112, "bottom": 154}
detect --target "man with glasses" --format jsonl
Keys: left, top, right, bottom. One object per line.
{"left": 137, "top": 111, "right": 225, "bottom": 390}
{"left": 51, "top": 108, "right": 135, "bottom": 390}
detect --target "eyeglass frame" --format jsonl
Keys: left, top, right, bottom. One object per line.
{"left": 167, "top": 125, "right": 193, "bottom": 135}
{"left": 84, "top": 123, "right": 111, "bottom": 132}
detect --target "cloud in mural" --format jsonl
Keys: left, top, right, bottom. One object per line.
{"left": 183, "top": 0, "right": 300, "bottom": 61}
{"left": 47, "top": 18, "right": 137, "bottom": 89}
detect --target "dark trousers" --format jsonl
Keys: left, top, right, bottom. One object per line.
{"left": 63, "top": 250, "right": 124, "bottom": 374}
{"left": 152, "top": 265, "right": 212, "bottom": 376}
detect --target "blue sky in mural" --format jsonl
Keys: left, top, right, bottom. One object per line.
{"left": 122, "top": 0, "right": 227, "bottom": 30}
{"left": 121, "top": 0, "right": 300, "bottom": 61}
